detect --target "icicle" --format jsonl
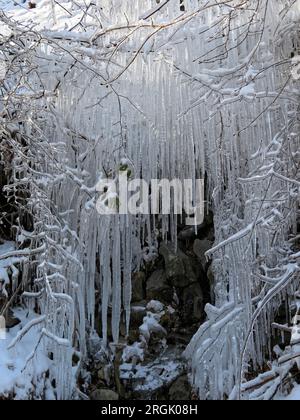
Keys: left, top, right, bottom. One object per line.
{"left": 111, "top": 218, "right": 121, "bottom": 343}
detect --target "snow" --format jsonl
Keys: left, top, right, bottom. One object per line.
{"left": 146, "top": 300, "right": 164, "bottom": 314}
{"left": 0, "top": 242, "right": 16, "bottom": 257}
{"left": 0, "top": 0, "right": 82, "bottom": 31}
{"left": 139, "top": 313, "right": 167, "bottom": 343}
{"left": 0, "top": 242, "right": 24, "bottom": 296}
{"left": 286, "top": 385, "right": 300, "bottom": 401}
{"left": 122, "top": 342, "right": 144, "bottom": 364}
{"left": 0, "top": 308, "right": 51, "bottom": 399}
{"left": 239, "top": 82, "right": 256, "bottom": 98}
{"left": 139, "top": 0, "right": 170, "bottom": 21}
{"left": 120, "top": 358, "right": 184, "bottom": 396}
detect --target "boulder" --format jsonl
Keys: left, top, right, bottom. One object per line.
{"left": 90, "top": 389, "right": 119, "bottom": 401}
{"left": 159, "top": 243, "right": 186, "bottom": 284}
{"left": 97, "top": 365, "right": 112, "bottom": 385}
{"left": 97, "top": 368, "right": 106, "bottom": 382}
{"left": 130, "top": 305, "right": 147, "bottom": 329}
{"left": 159, "top": 243, "right": 199, "bottom": 288}
{"left": 181, "top": 282, "right": 204, "bottom": 323}
{"left": 146, "top": 300, "right": 164, "bottom": 313}
{"left": 193, "top": 238, "right": 212, "bottom": 269}
{"left": 169, "top": 375, "right": 191, "bottom": 400}
{"left": 28, "top": 2, "right": 37, "bottom": 9}
{"left": 160, "top": 310, "right": 177, "bottom": 333}
{"left": 0, "top": 307, "right": 21, "bottom": 329}
{"left": 177, "top": 211, "right": 214, "bottom": 241}
{"left": 5, "top": 314, "right": 21, "bottom": 329}
{"left": 131, "top": 272, "right": 145, "bottom": 302}
{"left": 127, "top": 328, "right": 140, "bottom": 344}
{"left": 177, "top": 227, "right": 198, "bottom": 241}
{"left": 146, "top": 270, "right": 173, "bottom": 303}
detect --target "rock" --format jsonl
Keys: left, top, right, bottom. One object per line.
{"left": 167, "top": 332, "right": 190, "bottom": 345}
{"left": 146, "top": 300, "right": 164, "bottom": 313}
{"left": 88, "top": 332, "right": 105, "bottom": 356}
{"left": 177, "top": 212, "right": 214, "bottom": 241}
{"left": 131, "top": 272, "right": 145, "bottom": 302}
{"left": 130, "top": 305, "right": 147, "bottom": 329}
{"left": 193, "top": 239, "right": 212, "bottom": 269}
{"left": 177, "top": 227, "right": 198, "bottom": 241}
{"left": 160, "top": 310, "right": 176, "bottom": 333}
{"left": 204, "top": 210, "right": 214, "bottom": 227}
{"left": 28, "top": 2, "right": 37, "bottom": 10}
{"left": 159, "top": 243, "right": 199, "bottom": 288}
{"left": 114, "top": 344, "right": 127, "bottom": 398}
{"left": 146, "top": 270, "right": 173, "bottom": 303}
{"left": 4, "top": 310, "right": 20, "bottom": 329}
{"left": 169, "top": 375, "right": 191, "bottom": 400}
{"left": 97, "top": 365, "right": 112, "bottom": 386}
{"left": 181, "top": 283, "right": 204, "bottom": 323}
{"left": 120, "top": 353, "right": 185, "bottom": 400}
{"left": 0, "top": 298, "right": 20, "bottom": 329}
{"left": 98, "top": 368, "right": 106, "bottom": 382}
{"left": 127, "top": 329, "right": 140, "bottom": 344}
{"left": 159, "top": 243, "right": 186, "bottom": 286}
{"left": 140, "top": 313, "right": 167, "bottom": 342}
{"left": 91, "top": 388, "right": 119, "bottom": 401}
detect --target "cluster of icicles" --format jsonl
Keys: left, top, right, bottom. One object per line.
{"left": 4, "top": 0, "right": 300, "bottom": 399}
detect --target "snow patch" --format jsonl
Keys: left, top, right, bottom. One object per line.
{"left": 0, "top": 308, "right": 51, "bottom": 399}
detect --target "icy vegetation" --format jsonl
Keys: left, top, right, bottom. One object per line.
{"left": 0, "top": 308, "right": 55, "bottom": 400}
{"left": 0, "top": 0, "right": 299, "bottom": 400}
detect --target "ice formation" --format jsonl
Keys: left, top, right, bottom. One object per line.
{"left": 0, "top": 0, "right": 299, "bottom": 399}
